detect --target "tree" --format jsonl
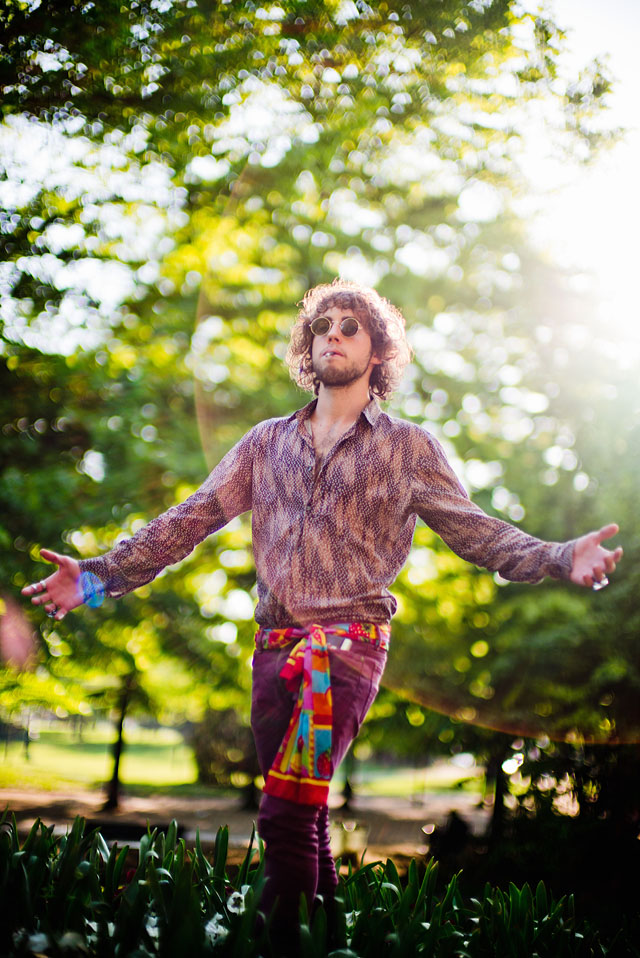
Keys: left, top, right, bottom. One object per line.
{"left": 2, "top": 0, "right": 634, "bottom": 819}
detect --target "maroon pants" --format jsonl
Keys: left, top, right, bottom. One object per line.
{"left": 251, "top": 638, "right": 387, "bottom": 928}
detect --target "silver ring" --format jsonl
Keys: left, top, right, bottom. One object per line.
{"left": 592, "top": 577, "right": 609, "bottom": 591}
{"left": 46, "top": 606, "right": 58, "bottom": 618}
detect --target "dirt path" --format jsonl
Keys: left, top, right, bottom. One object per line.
{"left": 1, "top": 785, "right": 490, "bottom": 866}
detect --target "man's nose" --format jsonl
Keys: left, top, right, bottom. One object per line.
{"left": 327, "top": 321, "right": 343, "bottom": 339}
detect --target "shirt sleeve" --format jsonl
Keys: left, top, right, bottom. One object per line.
{"left": 78, "top": 427, "right": 255, "bottom": 597}
{"left": 409, "top": 429, "right": 575, "bottom": 583}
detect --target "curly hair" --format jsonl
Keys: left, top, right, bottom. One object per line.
{"left": 285, "top": 280, "right": 412, "bottom": 401}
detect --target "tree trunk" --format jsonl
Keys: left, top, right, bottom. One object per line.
{"left": 241, "top": 779, "right": 261, "bottom": 811}
{"left": 486, "top": 744, "right": 509, "bottom": 844}
{"left": 339, "top": 748, "right": 356, "bottom": 810}
{"left": 103, "top": 674, "right": 134, "bottom": 811}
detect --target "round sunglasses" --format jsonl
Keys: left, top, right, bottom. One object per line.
{"left": 309, "top": 315, "right": 361, "bottom": 337}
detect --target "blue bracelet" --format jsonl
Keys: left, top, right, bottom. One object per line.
{"left": 80, "top": 571, "right": 105, "bottom": 608}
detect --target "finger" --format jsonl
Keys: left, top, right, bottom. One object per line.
{"left": 595, "top": 523, "right": 619, "bottom": 545}
{"left": 22, "top": 579, "right": 49, "bottom": 596}
{"left": 582, "top": 573, "right": 594, "bottom": 588}
{"left": 39, "top": 548, "right": 65, "bottom": 566}
{"left": 32, "top": 592, "right": 52, "bottom": 606}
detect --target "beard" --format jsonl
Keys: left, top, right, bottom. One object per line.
{"left": 312, "top": 349, "right": 374, "bottom": 389}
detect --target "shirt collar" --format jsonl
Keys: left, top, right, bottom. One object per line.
{"left": 290, "top": 399, "right": 316, "bottom": 424}
{"left": 362, "top": 397, "right": 382, "bottom": 424}
{"left": 291, "top": 396, "right": 382, "bottom": 426}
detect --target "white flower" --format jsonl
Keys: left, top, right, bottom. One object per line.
{"left": 205, "top": 913, "right": 229, "bottom": 943}
{"left": 145, "top": 913, "right": 160, "bottom": 939}
{"left": 227, "top": 891, "right": 245, "bottom": 915}
{"left": 345, "top": 910, "right": 360, "bottom": 930}
{"left": 27, "top": 933, "right": 50, "bottom": 951}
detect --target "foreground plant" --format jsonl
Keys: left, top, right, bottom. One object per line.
{"left": 0, "top": 814, "right": 637, "bottom": 957}
{"left": 0, "top": 813, "right": 266, "bottom": 957}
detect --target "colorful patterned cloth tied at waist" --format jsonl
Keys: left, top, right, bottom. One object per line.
{"left": 254, "top": 622, "right": 391, "bottom": 805}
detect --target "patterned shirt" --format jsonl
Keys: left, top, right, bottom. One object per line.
{"left": 79, "top": 398, "right": 575, "bottom": 627}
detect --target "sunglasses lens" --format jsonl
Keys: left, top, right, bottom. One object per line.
{"left": 341, "top": 318, "right": 359, "bottom": 337}
{"left": 310, "top": 317, "right": 331, "bottom": 336}
{"left": 310, "top": 316, "right": 360, "bottom": 336}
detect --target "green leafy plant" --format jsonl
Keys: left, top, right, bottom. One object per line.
{"left": 0, "top": 813, "right": 266, "bottom": 957}
{"left": 1, "top": 815, "right": 637, "bottom": 957}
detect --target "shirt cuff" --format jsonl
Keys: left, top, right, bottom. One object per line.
{"left": 547, "top": 539, "right": 576, "bottom": 580}
{"left": 77, "top": 558, "right": 110, "bottom": 600}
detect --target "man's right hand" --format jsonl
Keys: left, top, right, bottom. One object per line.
{"left": 21, "top": 549, "right": 83, "bottom": 621}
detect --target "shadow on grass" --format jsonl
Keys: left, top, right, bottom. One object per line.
{"left": 120, "top": 781, "right": 238, "bottom": 799}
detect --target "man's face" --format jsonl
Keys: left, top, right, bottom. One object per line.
{"left": 310, "top": 305, "right": 381, "bottom": 389}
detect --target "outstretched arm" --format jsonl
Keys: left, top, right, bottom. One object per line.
{"left": 21, "top": 426, "right": 256, "bottom": 618}
{"left": 569, "top": 523, "right": 623, "bottom": 589}
{"left": 411, "top": 428, "right": 623, "bottom": 586}
{"left": 21, "top": 549, "right": 82, "bottom": 622}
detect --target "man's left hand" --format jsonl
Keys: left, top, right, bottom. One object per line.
{"left": 570, "top": 523, "right": 623, "bottom": 589}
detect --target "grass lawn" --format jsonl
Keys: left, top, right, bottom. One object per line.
{"left": 0, "top": 722, "right": 198, "bottom": 792}
{"left": 351, "top": 759, "right": 482, "bottom": 797}
{"left": 0, "top": 721, "right": 483, "bottom": 799}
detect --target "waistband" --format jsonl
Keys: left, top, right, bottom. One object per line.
{"left": 255, "top": 621, "right": 390, "bottom": 652}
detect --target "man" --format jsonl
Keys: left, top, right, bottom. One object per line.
{"left": 22, "top": 280, "right": 622, "bottom": 946}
